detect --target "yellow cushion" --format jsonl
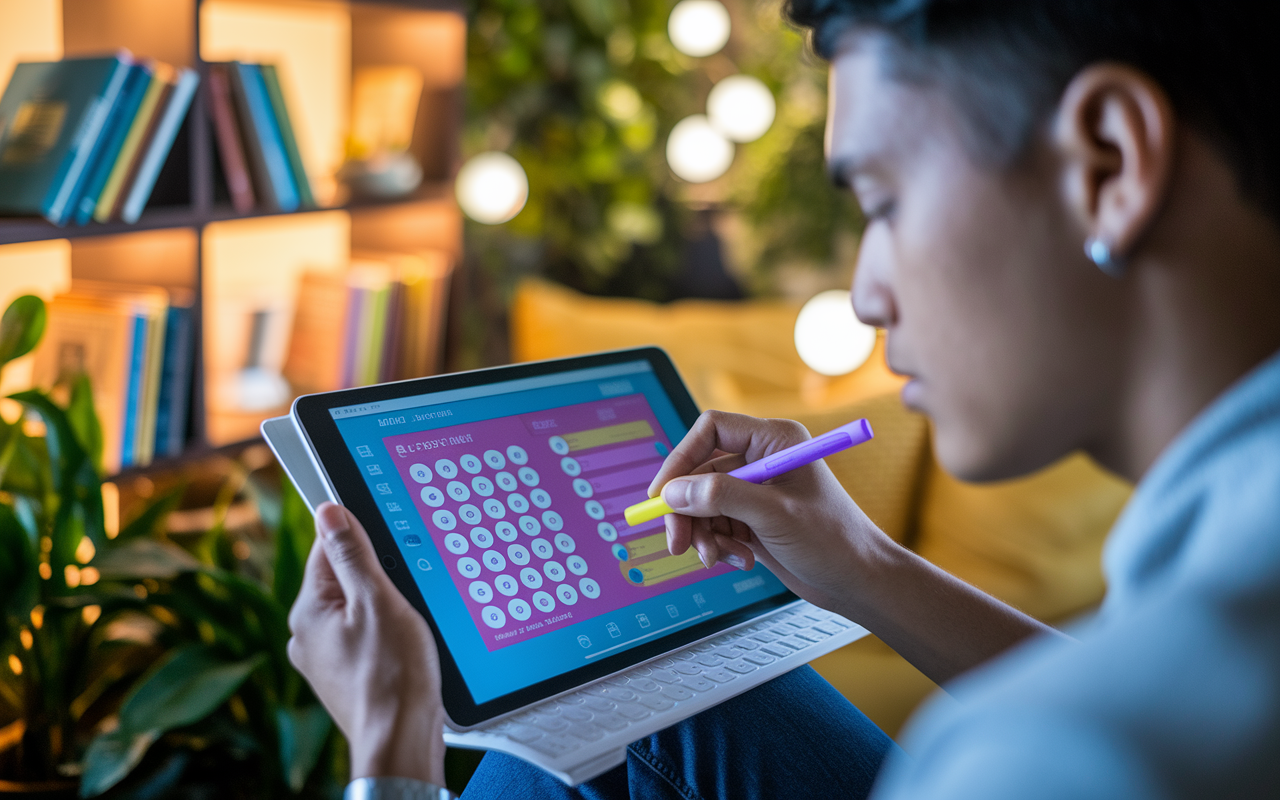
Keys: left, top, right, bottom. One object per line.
{"left": 913, "top": 453, "right": 1132, "bottom": 623}
{"left": 510, "top": 279, "right": 904, "bottom": 419}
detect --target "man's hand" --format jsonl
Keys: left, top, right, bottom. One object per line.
{"left": 287, "top": 503, "right": 446, "bottom": 786}
{"left": 648, "top": 411, "right": 892, "bottom": 612}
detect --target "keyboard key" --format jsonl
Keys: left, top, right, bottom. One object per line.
{"left": 813, "top": 623, "right": 842, "bottom": 636}
{"left": 781, "top": 635, "right": 812, "bottom": 651}
{"left": 661, "top": 684, "right": 696, "bottom": 702}
{"left": 705, "top": 669, "right": 735, "bottom": 684}
{"left": 636, "top": 693, "right": 676, "bottom": 712}
{"left": 531, "top": 715, "right": 570, "bottom": 733}
{"left": 614, "top": 703, "right": 650, "bottom": 721}
{"left": 603, "top": 687, "right": 638, "bottom": 702}
{"left": 584, "top": 696, "right": 616, "bottom": 713}
{"left": 595, "top": 715, "right": 630, "bottom": 732}
{"left": 558, "top": 705, "right": 593, "bottom": 722}
{"left": 761, "top": 644, "right": 791, "bottom": 658}
{"left": 568, "top": 724, "right": 606, "bottom": 742}
{"left": 744, "top": 652, "right": 777, "bottom": 666}
{"left": 671, "top": 661, "right": 702, "bottom": 676}
{"left": 725, "top": 659, "right": 758, "bottom": 675}
{"left": 751, "top": 631, "right": 780, "bottom": 643}
{"left": 682, "top": 676, "right": 716, "bottom": 693}
{"left": 605, "top": 677, "right": 631, "bottom": 688}
{"left": 649, "top": 669, "right": 681, "bottom": 684}
{"left": 793, "top": 631, "right": 824, "bottom": 643}
{"left": 505, "top": 724, "right": 544, "bottom": 743}
{"left": 630, "top": 666, "right": 653, "bottom": 677}
{"left": 630, "top": 678, "right": 661, "bottom": 694}
{"left": 695, "top": 654, "right": 725, "bottom": 668}
{"left": 734, "top": 638, "right": 760, "bottom": 650}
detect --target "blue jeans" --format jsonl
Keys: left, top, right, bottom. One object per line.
{"left": 462, "top": 666, "right": 900, "bottom": 799}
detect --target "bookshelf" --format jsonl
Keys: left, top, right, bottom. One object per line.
{"left": 0, "top": 0, "right": 465, "bottom": 477}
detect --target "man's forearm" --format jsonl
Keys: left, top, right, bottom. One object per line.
{"left": 836, "top": 537, "right": 1067, "bottom": 686}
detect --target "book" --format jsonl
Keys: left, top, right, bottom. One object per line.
{"left": 206, "top": 63, "right": 255, "bottom": 213}
{"left": 153, "top": 294, "right": 194, "bottom": 458}
{"left": 120, "top": 67, "right": 199, "bottom": 223}
{"left": 0, "top": 55, "right": 133, "bottom": 225}
{"left": 73, "top": 62, "right": 153, "bottom": 225}
{"left": 227, "top": 62, "right": 299, "bottom": 212}
{"left": 103, "top": 71, "right": 176, "bottom": 223}
{"left": 347, "top": 65, "right": 423, "bottom": 160}
{"left": 33, "top": 294, "right": 136, "bottom": 473}
{"left": 282, "top": 270, "right": 348, "bottom": 394}
{"left": 259, "top": 64, "right": 314, "bottom": 208}
{"left": 93, "top": 62, "right": 172, "bottom": 223}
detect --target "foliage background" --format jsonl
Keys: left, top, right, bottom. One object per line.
{"left": 461, "top": 0, "right": 864, "bottom": 303}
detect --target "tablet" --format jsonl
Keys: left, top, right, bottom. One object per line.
{"left": 292, "top": 347, "right": 794, "bottom": 727}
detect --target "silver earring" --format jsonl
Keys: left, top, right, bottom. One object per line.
{"left": 1085, "top": 238, "right": 1126, "bottom": 279}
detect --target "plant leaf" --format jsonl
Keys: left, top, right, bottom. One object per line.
{"left": 0, "top": 294, "right": 46, "bottom": 370}
{"left": 80, "top": 645, "right": 266, "bottom": 796}
{"left": 0, "top": 504, "right": 37, "bottom": 641}
{"left": 80, "top": 727, "right": 160, "bottom": 798}
{"left": 66, "top": 373, "right": 104, "bottom": 477}
{"left": 115, "top": 485, "right": 184, "bottom": 542}
{"left": 93, "top": 538, "right": 202, "bottom": 580}
{"left": 276, "top": 704, "right": 332, "bottom": 792}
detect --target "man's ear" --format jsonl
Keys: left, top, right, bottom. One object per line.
{"left": 1053, "top": 63, "right": 1177, "bottom": 260}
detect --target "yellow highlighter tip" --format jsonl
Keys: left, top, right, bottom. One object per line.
{"left": 624, "top": 496, "right": 674, "bottom": 527}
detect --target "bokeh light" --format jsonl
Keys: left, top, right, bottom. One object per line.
{"left": 455, "top": 152, "right": 529, "bottom": 224}
{"left": 666, "top": 115, "right": 735, "bottom": 183}
{"left": 668, "top": 0, "right": 731, "bottom": 58}
{"left": 794, "top": 290, "right": 877, "bottom": 376}
{"left": 707, "top": 75, "right": 776, "bottom": 142}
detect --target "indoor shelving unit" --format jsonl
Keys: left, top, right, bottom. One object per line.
{"left": 0, "top": 0, "right": 466, "bottom": 479}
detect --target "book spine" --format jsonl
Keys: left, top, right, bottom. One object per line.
{"left": 134, "top": 306, "right": 168, "bottom": 465}
{"left": 380, "top": 279, "right": 404, "bottom": 382}
{"left": 207, "top": 64, "right": 256, "bottom": 213}
{"left": 259, "top": 64, "right": 315, "bottom": 208}
{"left": 45, "top": 56, "right": 133, "bottom": 226}
{"left": 340, "top": 286, "right": 363, "bottom": 389}
{"left": 95, "top": 66, "right": 168, "bottom": 223}
{"left": 75, "top": 64, "right": 151, "bottom": 225}
{"left": 362, "top": 285, "right": 389, "bottom": 386}
{"left": 119, "top": 313, "right": 148, "bottom": 468}
{"left": 121, "top": 68, "right": 200, "bottom": 223}
{"left": 155, "top": 305, "right": 193, "bottom": 458}
{"left": 234, "top": 62, "right": 299, "bottom": 212}
{"left": 107, "top": 77, "right": 174, "bottom": 222}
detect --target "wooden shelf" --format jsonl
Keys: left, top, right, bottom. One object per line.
{"left": 0, "top": 182, "right": 454, "bottom": 245}
{"left": 0, "top": 0, "right": 465, "bottom": 473}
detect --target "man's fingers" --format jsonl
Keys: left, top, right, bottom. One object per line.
{"left": 315, "top": 502, "right": 381, "bottom": 597}
{"left": 646, "top": 412, "right": 810, "bottom": 497}
{"left": 661, "top": 471, "right": 781, "bottom": 531}
{"left": 289, "top": 524, "right": 341, "bottom": 635}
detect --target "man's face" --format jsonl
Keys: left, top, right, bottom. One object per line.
{"left": 828, "top": 38, "right": 1127, "bottom": 481}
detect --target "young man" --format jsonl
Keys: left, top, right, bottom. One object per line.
{"left": 288, "top": 2, "right": 1280, "bottom": 796}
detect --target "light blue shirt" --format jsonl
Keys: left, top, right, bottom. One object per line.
{"left": 875, "top": 349, "right": 1280, "bottom": 799}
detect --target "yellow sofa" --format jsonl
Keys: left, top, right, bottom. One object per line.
{"left": 510, "top": 279, "right": 1132, "bottom": 740}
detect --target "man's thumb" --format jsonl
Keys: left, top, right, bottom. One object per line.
{"left": 662, "top": 473, "right": 772, "bottom": 525}
{"left": 315, "top": 503, "right": 377, "bottom": 591}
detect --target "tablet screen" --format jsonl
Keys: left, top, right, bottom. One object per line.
{"left": 325, "top": 358, "right": 789, "bottom": 706}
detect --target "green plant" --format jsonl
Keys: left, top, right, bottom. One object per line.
{"left": 0, "top": 295, "right": 336, "bottom": 796}
{"left": 463, "top": 0, "right": 860, "bottom": 302}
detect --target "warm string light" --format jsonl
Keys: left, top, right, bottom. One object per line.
{"left": 707, "top": 75, "right": 775, "bottom": 143}
{"left": 455, "top": 152, "right": 529, "bottom": 224}
{"left": 666, "top": 115, "right": 735, "bottom": 183}
{"left": 794, "top": 290, "right": 877, "bottom": 376}
{"left": 668, "top": 0, "right": 731, "bottom": 57}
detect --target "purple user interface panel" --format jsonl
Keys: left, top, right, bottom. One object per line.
{"left": 383, "top": 393, "right": 729, "bottom": 651}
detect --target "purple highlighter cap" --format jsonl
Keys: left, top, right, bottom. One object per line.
{"left": 728, "top": 418, "right": 874, "bottom": 484}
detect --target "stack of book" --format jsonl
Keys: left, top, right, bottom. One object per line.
{"left": 0, "top": 54, "right": 200, "bottom": 226}
{"left": 206, "top": 62, "right": 315, "bottom": 214}
{"left": 33, "top": 281, "right": 195, "bottom": 473}
{"left": 284, "top": 250, "right": 453, "bottom": 395}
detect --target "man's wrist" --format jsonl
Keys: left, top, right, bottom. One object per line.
{"left": 345, "top": 776, "right": 456, "bottom": 800}
{"left": 348, "top": 708, "right": 448, "bottom": 787}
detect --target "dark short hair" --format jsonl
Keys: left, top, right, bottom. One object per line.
{"left": 784, "top": 0, "right": 1280, "bottom": 222}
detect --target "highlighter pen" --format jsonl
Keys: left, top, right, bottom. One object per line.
{"left": 624, "top": 418, "right": 875, "bottom": 527}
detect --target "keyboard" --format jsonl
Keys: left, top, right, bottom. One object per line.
{"left": 445, "top": 602, "right": 869, "bottom": 785}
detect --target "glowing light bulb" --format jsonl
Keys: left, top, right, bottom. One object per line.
{"left": 668, "top": 0, "right": 731, "bottom": 57}
{"left": 794, "top": 290, "right": 877, "bottom": 376}
{"left": 666, "top": 115, "right": 734, "bottom": 183}
{"left": 455, "top": 152, "right": 529, "bottom": 224}
{"left": 707, "top": 75, "right": 776, "bottom": 142}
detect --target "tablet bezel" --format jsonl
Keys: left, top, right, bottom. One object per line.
{"left": 293, "top": 347, "right": 798, "bottom": 728}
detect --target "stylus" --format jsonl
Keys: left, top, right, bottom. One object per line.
{"left": 623, "top": 418, "right": 875, "bottom": 527}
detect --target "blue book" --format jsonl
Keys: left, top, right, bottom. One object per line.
{"left": 153, "top": 302, "right": 193, "bottom": 458}
{"left": 73, "top": 62, "right": 152, "bottom": 225}
{"left": 227, "top": 62, "right": 299, "bottom": 212}
{"left": 0, "top": 55, "right": 132, "bottom": 225}
{"left": 119, "top": 312, "right": 148, "bottom": 468}
{"left": 121, "top": 68, "right": 200, "bottom": 223}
